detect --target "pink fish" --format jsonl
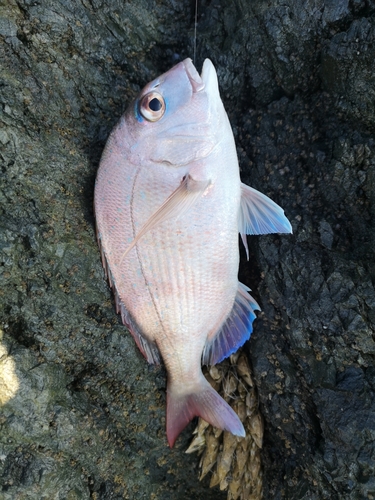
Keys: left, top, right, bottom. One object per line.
{"left": 94, "top": 58, "right": 292, "bottom": 447}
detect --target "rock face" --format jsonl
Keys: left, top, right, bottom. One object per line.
{"left": 1, "top": 0, "right": 375, "bottom": 498}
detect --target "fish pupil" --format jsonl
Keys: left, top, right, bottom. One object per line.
{"left": 149, "top": 98, "right": 162, "bottom": 112}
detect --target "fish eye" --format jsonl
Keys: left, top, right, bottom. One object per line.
{"left": 139, "top": 92, "right": 165, "bottom": 122}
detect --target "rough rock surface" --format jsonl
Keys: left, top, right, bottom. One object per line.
{"left": 1, "top": 0, "right": 375, "bottom": 498}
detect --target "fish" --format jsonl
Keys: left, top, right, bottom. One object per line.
{"left": 94, "top": 58, "right": 292, "bottom": 447}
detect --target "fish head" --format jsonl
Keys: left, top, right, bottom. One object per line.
{"left": 122, "top": 58, "right": 224, "bottom": 168}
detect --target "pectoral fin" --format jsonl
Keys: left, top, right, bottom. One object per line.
{"left": 120, "top": 175, "right": 210, "bottom": 263}
{"left": 239, "top": 183, "right": 292, "bottom": 259}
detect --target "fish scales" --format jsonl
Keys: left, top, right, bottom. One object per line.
{"left": 94, "top": 58, "right": 292, "bottom": 447}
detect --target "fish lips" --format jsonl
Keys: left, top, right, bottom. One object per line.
{"left": 182, "top": 58, "right": 219, "bottom": 98}
{"left": 182, "top": 58, "right": 205, "bottom": 92}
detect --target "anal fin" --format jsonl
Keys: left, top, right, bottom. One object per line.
{"left": 202, "top": 282, "right": 260, "bottom": 366}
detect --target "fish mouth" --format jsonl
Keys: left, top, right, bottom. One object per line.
{"left": 182, "top": 58, "right": 220, "bottom": 97}
{"left": 183, "top": 58, "right": 205, "bottom": 92}
{"left": 200, "top": 59, "right": 214, "bottom": 85}
{"left": 201, "top": 58, "right": 219, "bottom": 98}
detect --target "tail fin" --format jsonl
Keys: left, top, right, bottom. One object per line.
{"left": 166, "top": 375, "right": 245, "bottom": 447}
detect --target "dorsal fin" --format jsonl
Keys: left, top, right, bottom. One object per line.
{"left": 96, "top": 230, "right": 161, "bottom": 364}
{"left": 202, "top": 282, "right": 260, "bottom": 366}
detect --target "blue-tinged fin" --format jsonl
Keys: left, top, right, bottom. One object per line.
{"left": 202, "top": 282, "right": 260, "bottom": 366}
{"left": 239, "top": 182, "right": 293, "bottom": 259}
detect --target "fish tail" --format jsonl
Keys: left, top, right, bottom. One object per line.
{"left": 166, "top": 375, "right": 245, "bottom": 447}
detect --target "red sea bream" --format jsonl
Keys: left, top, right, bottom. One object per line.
{"left": 94, "top": 58, "right": 292, "bottom": 447}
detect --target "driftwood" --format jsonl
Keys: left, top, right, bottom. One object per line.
{"left": 1, "top": 1, "right": 375, "bottom": 498}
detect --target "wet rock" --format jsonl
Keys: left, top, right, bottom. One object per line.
{"left": 321, "top": 17, "right": 375, "bottom": 129}
{"left": 239, "top": 92, "right": 375, "bottom": 498}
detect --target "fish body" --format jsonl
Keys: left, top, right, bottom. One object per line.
{"left": 94, "top": 59, "right": 292, "bottom": 446}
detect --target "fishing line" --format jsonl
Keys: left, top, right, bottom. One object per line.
{"left": 193, "top": 0, "right": 198, "bottom": 65}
